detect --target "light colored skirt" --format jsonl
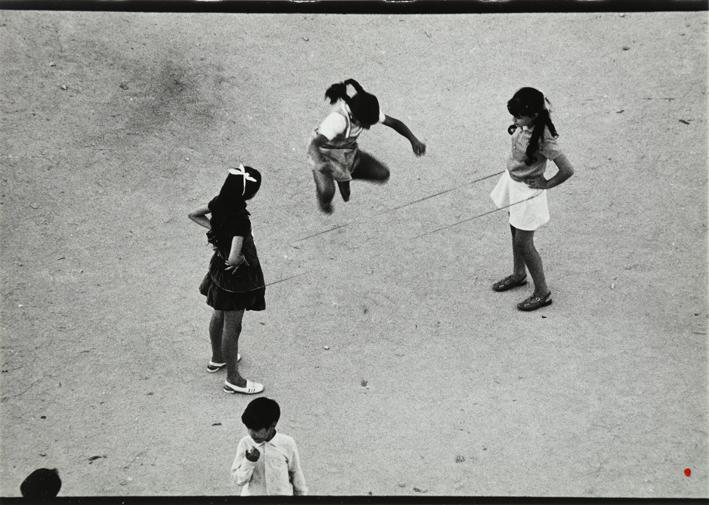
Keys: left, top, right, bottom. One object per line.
{"left": 308, "top": 146, "right": 360, "bottom": 182}
{"left": 490, "top": 170, "right": 549, "bottom": 231}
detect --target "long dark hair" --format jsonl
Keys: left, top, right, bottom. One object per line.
{"left": 207, "top": 166, "right": 262, "bottom": 252}
{"left": 507, "top": 87, "right": 558, "bottom": 165}
{"left": 324, "top": 78, "right": 380, "bottom": 128}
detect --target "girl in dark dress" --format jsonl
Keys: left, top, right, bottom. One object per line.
{"left": 189, "top": 165, "right": 266, "bottom": 394}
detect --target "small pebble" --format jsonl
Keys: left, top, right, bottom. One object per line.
{"left": 60, "top": 84, "right": 68, "bottom": 90}
{"left": 49, "top": 61, "right": 56, "bottom": 67}
{"left": 323, "top": 345, "right": 330, "bottom": 350}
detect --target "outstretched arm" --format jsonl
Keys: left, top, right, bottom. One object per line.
{"left": 188, "top": 207, "right": 211, "bottom": 229}
{"left": 381, "top": 115, "right": 426, "bottom": 156}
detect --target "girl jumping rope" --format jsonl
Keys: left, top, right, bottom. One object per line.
{"left": 490, "top": 87, "right": 575, "bottom": 311}
{"left": 307, "top": 78, "right": 426, "bottom": 214}
{"left": 189, "top": 165, "right": 266, "bottom": 394}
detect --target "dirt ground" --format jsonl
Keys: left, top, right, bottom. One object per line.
{"left": 0, "top": 9, "right": 706, "bottom": 498}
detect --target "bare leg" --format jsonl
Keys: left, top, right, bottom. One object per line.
{"left": 351, "top": 151, "right": 390, "bottom": 183}
{"left": 209, "top": 310, "right": 224, "bottom": 363}
{"left": 312, "top": 170, "right": 335, "bottom": 213}
{"left": 222, "top": 309, "right": 246, "bottom": 386}
{"left": 513, "top": 228, "right": 549, "bottom": 296}
{"left": 510, "top": 225, "right": 527, "bottom": 279}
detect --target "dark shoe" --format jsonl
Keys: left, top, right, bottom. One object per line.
{"left": 517, "top": 292, "right": 552, "bottom": 311}
{"left": 492, "top": 274, "right": 528, "bottom": 292}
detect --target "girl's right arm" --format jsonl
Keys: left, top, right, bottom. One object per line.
{"left": 231, "top": 439, "right": 257, "bottom": 486}
{"left": 188, "top": 206, "right": 211, "bottom": 229}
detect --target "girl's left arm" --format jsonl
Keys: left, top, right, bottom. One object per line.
{"left": 225, "top": 235, "right": 249, "bottom": 273}
{"left": 529, "top": 154, "right": 575, "bottom": 190}
{"left": 188, "top": 206, "right": 211, "bottom": 229}
{"left": 381, "top": 115, "right": 426, "bottom": 156}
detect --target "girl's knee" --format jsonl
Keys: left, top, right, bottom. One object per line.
{"left": 513, "top": 230, "right": 535, "bottom": 248}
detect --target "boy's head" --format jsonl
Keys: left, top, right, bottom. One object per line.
{"left": 20, "top": 468, "right": 61, "bottom": 497}
{"left": 242, "top": 397, "right": 280, "bottom": 443}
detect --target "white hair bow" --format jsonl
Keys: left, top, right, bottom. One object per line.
{"left": 228, "top": 163, "right": 258, "bottom": 196}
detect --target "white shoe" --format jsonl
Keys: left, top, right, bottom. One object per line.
{"left": 223, "top": 379, "right": 264, "bottom": 395}
{"left": 206, "top": 354, "right": 241, "bottom": 373}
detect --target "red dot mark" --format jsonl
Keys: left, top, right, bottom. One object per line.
{"left": 684, "top": 468, "right": 692, "bottom": 477}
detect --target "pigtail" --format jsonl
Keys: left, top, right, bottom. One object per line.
{"left": 344, "top": 78, "right": 365, "bottom": 95}
{"left": 524, "top": 109, "right": 559, "bottom": 166}
{"left": 324, "top": 82, "right": 349, "bottom": 104}
{"left": 325, "top": 78, "right": 379, "bottom": 127}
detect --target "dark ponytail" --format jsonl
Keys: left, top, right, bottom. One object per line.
{"left": 525, "top": 109, "right": 558, "bottom": 165}
{"left": 344, "top": 78, "right": 365, "bottom": 95}
{"left": 324, "top": 81, "right": 349, "bottom": 104}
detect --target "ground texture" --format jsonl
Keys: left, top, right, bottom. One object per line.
{"left": 0, "top": 10, "right": 707, "bottom": 498}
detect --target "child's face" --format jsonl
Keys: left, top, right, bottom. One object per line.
{"left": 248, "top": 425, "right": 275, "bottom": 443}
{"left": 512, "top": 113, "right": 537, "bottom": 128}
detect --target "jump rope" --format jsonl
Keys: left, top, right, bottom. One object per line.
{"left": 265, "top": 171, "right": 542, "bottom": 287}
{"left": 292, "top": 168, "right": 543, "bottom": 243}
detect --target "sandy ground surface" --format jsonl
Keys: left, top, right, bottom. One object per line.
{"left": 0, "top": 9, "right": 707, "bottom": 498}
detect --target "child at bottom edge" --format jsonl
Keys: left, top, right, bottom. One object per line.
{"left": 231, "top": 397, "right": 308, "bottom": 495}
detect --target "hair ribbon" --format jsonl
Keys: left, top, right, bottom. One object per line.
{"left": 229, "top": 163, "right": 258, "bottom": 195}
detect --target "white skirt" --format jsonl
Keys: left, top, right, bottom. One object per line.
{"left": 490, "top": 170, "right": 549, "bottom": 231}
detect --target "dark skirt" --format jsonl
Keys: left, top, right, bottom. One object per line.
{"left": 199, "top": 273, "right": 266, "bottom": 311}
{"left": 199, "top": 240, "right": 266, "bottom": 311}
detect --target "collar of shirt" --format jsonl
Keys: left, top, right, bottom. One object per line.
{"left": 248, "top": 432, "right": 279, "bottom": 447}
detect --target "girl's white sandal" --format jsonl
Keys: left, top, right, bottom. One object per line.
{"left": 223, "top": 380, "right": 264, "bottom": 395}
{"left": 206, "top": 354, "right": 241, "bottom": 372}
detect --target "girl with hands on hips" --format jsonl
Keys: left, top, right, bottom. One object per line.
{"left": 489, "top": 87, "right": 574, "bottom": 311}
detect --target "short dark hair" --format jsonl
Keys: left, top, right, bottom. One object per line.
{"left": 241, "top": 397, "right": 280, "bottom": 430}
{"left": 20, "top": 468, "right": 61, "bottom": 497}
